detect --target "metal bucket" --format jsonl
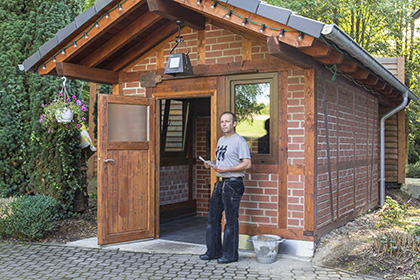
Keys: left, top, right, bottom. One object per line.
{"left": 248, "top": 234, "right": 285, "bottom": 264}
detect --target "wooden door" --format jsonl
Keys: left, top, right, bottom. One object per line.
{"left": 97, "top": 94, "right": 156, "bottom": 245}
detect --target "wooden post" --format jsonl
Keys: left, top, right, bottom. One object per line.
{"left": 304, "top": 69, "right": 316, "bottom": 234}
{"left": 88, "top": 83, "right": 98, "bottom": 177}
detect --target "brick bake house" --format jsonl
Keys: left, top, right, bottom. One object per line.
{"left": 22, "top": 0, "right": 418, "bottom": 256}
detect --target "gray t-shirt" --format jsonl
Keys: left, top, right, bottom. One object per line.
{"left": 215, "top": 133, "right": 251, "bottom": 178}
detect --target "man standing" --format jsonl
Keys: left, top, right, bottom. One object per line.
{"left": 200, "top": 112, "right": 251, "bottom": 264}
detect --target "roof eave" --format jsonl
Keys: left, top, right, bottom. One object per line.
{"left": 322, "top": 24, "right": 419, "bottom": 102}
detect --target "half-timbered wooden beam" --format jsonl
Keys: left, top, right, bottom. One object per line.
{"left": 147, "top": 0, "right": 205, "bottom": 30}
{"left": 80, "top": 12, "right": 161, "bottom": 67}
{"left": 267, "top": 36, "right": 314, "bottom": 69}
{"left": 56, "top": 62, "right": 119, "bottom": 84}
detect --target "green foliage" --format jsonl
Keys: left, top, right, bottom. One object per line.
{"left": 380, "top": 196, "right": 406, "bottom": 225}
{"left": 406, "top": 161, "right": 420, "bottom": 178}
{"left": 0, "top": 0, "right": 87, "bottom": 215}
{"left": 0, "top": 195, "right": 58, "bottom": 240}
{"left": 235, "top": 84, "right": 267, "bottom": 123}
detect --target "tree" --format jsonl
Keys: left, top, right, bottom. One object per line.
{"left": 0, "top": 0, "right": 86, "bottom": 213}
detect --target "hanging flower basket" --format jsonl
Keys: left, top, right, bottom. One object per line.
{"left": 40, "top": 92, "right": 87, "bottom": 133}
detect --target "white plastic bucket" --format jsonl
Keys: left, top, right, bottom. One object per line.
{"left": 248, "top": 234, "right": 285, "bottom": 264}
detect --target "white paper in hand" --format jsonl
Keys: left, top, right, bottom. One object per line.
{"left": 199, "top": 156, "right": 217, "bottom": 168}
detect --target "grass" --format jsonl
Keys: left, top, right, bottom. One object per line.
{"left": 236, "top": 118, "right": 267, "bottom": 138}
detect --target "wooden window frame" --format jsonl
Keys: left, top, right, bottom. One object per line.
{"left": 226, "top": 72, "right": 279, "bottom": 164}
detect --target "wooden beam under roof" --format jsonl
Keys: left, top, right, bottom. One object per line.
{"left": 56, "top": 62, "right": 119, "bottom": 84}
{"left": 147, "top": 0, "right": 205, "bottom": 30}
{"left": 267, "top": 36, "right": 314, "bottom": 69}
{"left": 80, "top": 12, "right": 161, "bottom": 67}
{"left": 109, "top": 21, "right": 179, "bottom": 72}
{"left": 38, "top": 0, "right": 145, "bottom": 75}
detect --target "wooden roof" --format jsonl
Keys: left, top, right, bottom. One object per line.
{"left": 22, "top": 0, "right": 417, "bottom": 105}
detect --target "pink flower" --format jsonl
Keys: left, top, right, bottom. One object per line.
{"left": 77, "top": 124, "right": 81, "bottom": 128}
{"left": 72, "top": 96, "right": 76, "bottom": 99}
{"left": 59, "top": 92, "right": 63, "bottom": 96}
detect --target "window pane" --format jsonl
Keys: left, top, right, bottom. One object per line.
{"left": 108, "top": 104, "right": 148, "bottom": 141}
{"left": 235, "top": 83, "right": 270, "bottom": 154}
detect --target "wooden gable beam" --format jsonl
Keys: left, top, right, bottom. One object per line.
{"left": 56, "top": 62, "right": 119, "bottom": 84}
{"left": 347, "top": 67, "right": 369, "bottom": 80}
{"left": 173, "top": 0, "right": 315, "bottom": 48}
{"left": 371, "top": 79, "right": 386, "bottom": 91}
{"left": 315, "top": 49, "right": 344, "bottom": 65}
{"left": 80, "top": 12, "right": 161, "bottom": 68}
{"left": 109, "top": 21, "right": 179, "bottom": 72}
{"left": 299, "top": 40, "right": 331, "bottom": 57}
{"left": 337, "top": 58, "right": 358, "bottom": 73}
{"left": 363, "top": 75, "right": 379, "bottom": 86}
{"left": 267, "top": 36, "right": 314, "bottom": 69}
{"left": 38, "top": 0, "right": 145, "bottom": 76}
{"left": 147, "top": 0, "right": 205, "bottom": 30}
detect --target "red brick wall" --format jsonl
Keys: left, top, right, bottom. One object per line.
{"left": 160, "top": 165, "right": 189, "bottom": 205}
{"left": 287, "top": 69, "right": 306, "bottom": 230}
{"left": 316, "top": 71, "right": 379, "bottom": 229}
{"left": 195, "top": 116, "right": 211, "bottom": 217}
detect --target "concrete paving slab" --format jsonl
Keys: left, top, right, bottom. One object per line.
{"left": 67, "top": 237, "right": 207, "bottom": 255}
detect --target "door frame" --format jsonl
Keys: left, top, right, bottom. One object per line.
{"left": 152, "top": 89, "right": 218, "bottom": 238}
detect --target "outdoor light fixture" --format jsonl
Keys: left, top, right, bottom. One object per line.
{"left": 211, "top": 1, "right": 217, "bottom": 9}
{"left": 279, "top": 29, "right": 285, "bottom": 38}
{"left": 260, "top": 24, "right": 266, "bottom": 33}
{"left": 298, "top": 32, "right": 304, "bottom": 40}
{"left": 197, "top": 0, "right": 201, "bottom": 5}
{"left": 164, "top": 20, "right": 194, "bottom": 76}
{"left": 84, "top": 32, "right": 89, "bottom": 39}
{"left": 226, "top": 10, "right": 232, "bottom": 18}
{"left": 242, "top": 18, "right": 248, "bottom": 26}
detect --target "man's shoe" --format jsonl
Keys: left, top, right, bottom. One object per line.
{"left": 199, "top": 254, "right": 217, "bottom": 261}
{"left": 217, "top": 257, "right": 238, "bottom": 264}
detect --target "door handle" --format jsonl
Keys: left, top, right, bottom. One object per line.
{"left": 104, "top": 158, "right": 115, "bottom": 171}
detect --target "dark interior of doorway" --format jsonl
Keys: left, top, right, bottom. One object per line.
{"left": 159, "top": 97, "right": 210, "bottom": 245}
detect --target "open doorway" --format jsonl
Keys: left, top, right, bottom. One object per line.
{"left": 158, "top": 97, "right": 211, "bottom": 244}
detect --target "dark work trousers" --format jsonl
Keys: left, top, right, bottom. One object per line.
{"left": 204, "top": 178, "right": 245, "bottom": 261}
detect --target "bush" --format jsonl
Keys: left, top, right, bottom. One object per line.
{"left": 379, "top": 196, "right": 405, "bottom": 225}
{"left": 0, "top": 195, "right": 58, "bottom": 240}
{"left": 406, "top": 161, "right": 420, "bottom": 178}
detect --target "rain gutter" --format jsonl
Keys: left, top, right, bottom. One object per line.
{"left": 321, "top": 24, "right": 417, "bottom": 207}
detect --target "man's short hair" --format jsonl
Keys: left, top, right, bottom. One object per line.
{"left": 220, "top": 111, "right": 237, "bottom": 122}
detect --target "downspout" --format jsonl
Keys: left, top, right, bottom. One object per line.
{"left": 379, "top": 92, "right": 408, "bottom": 206}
